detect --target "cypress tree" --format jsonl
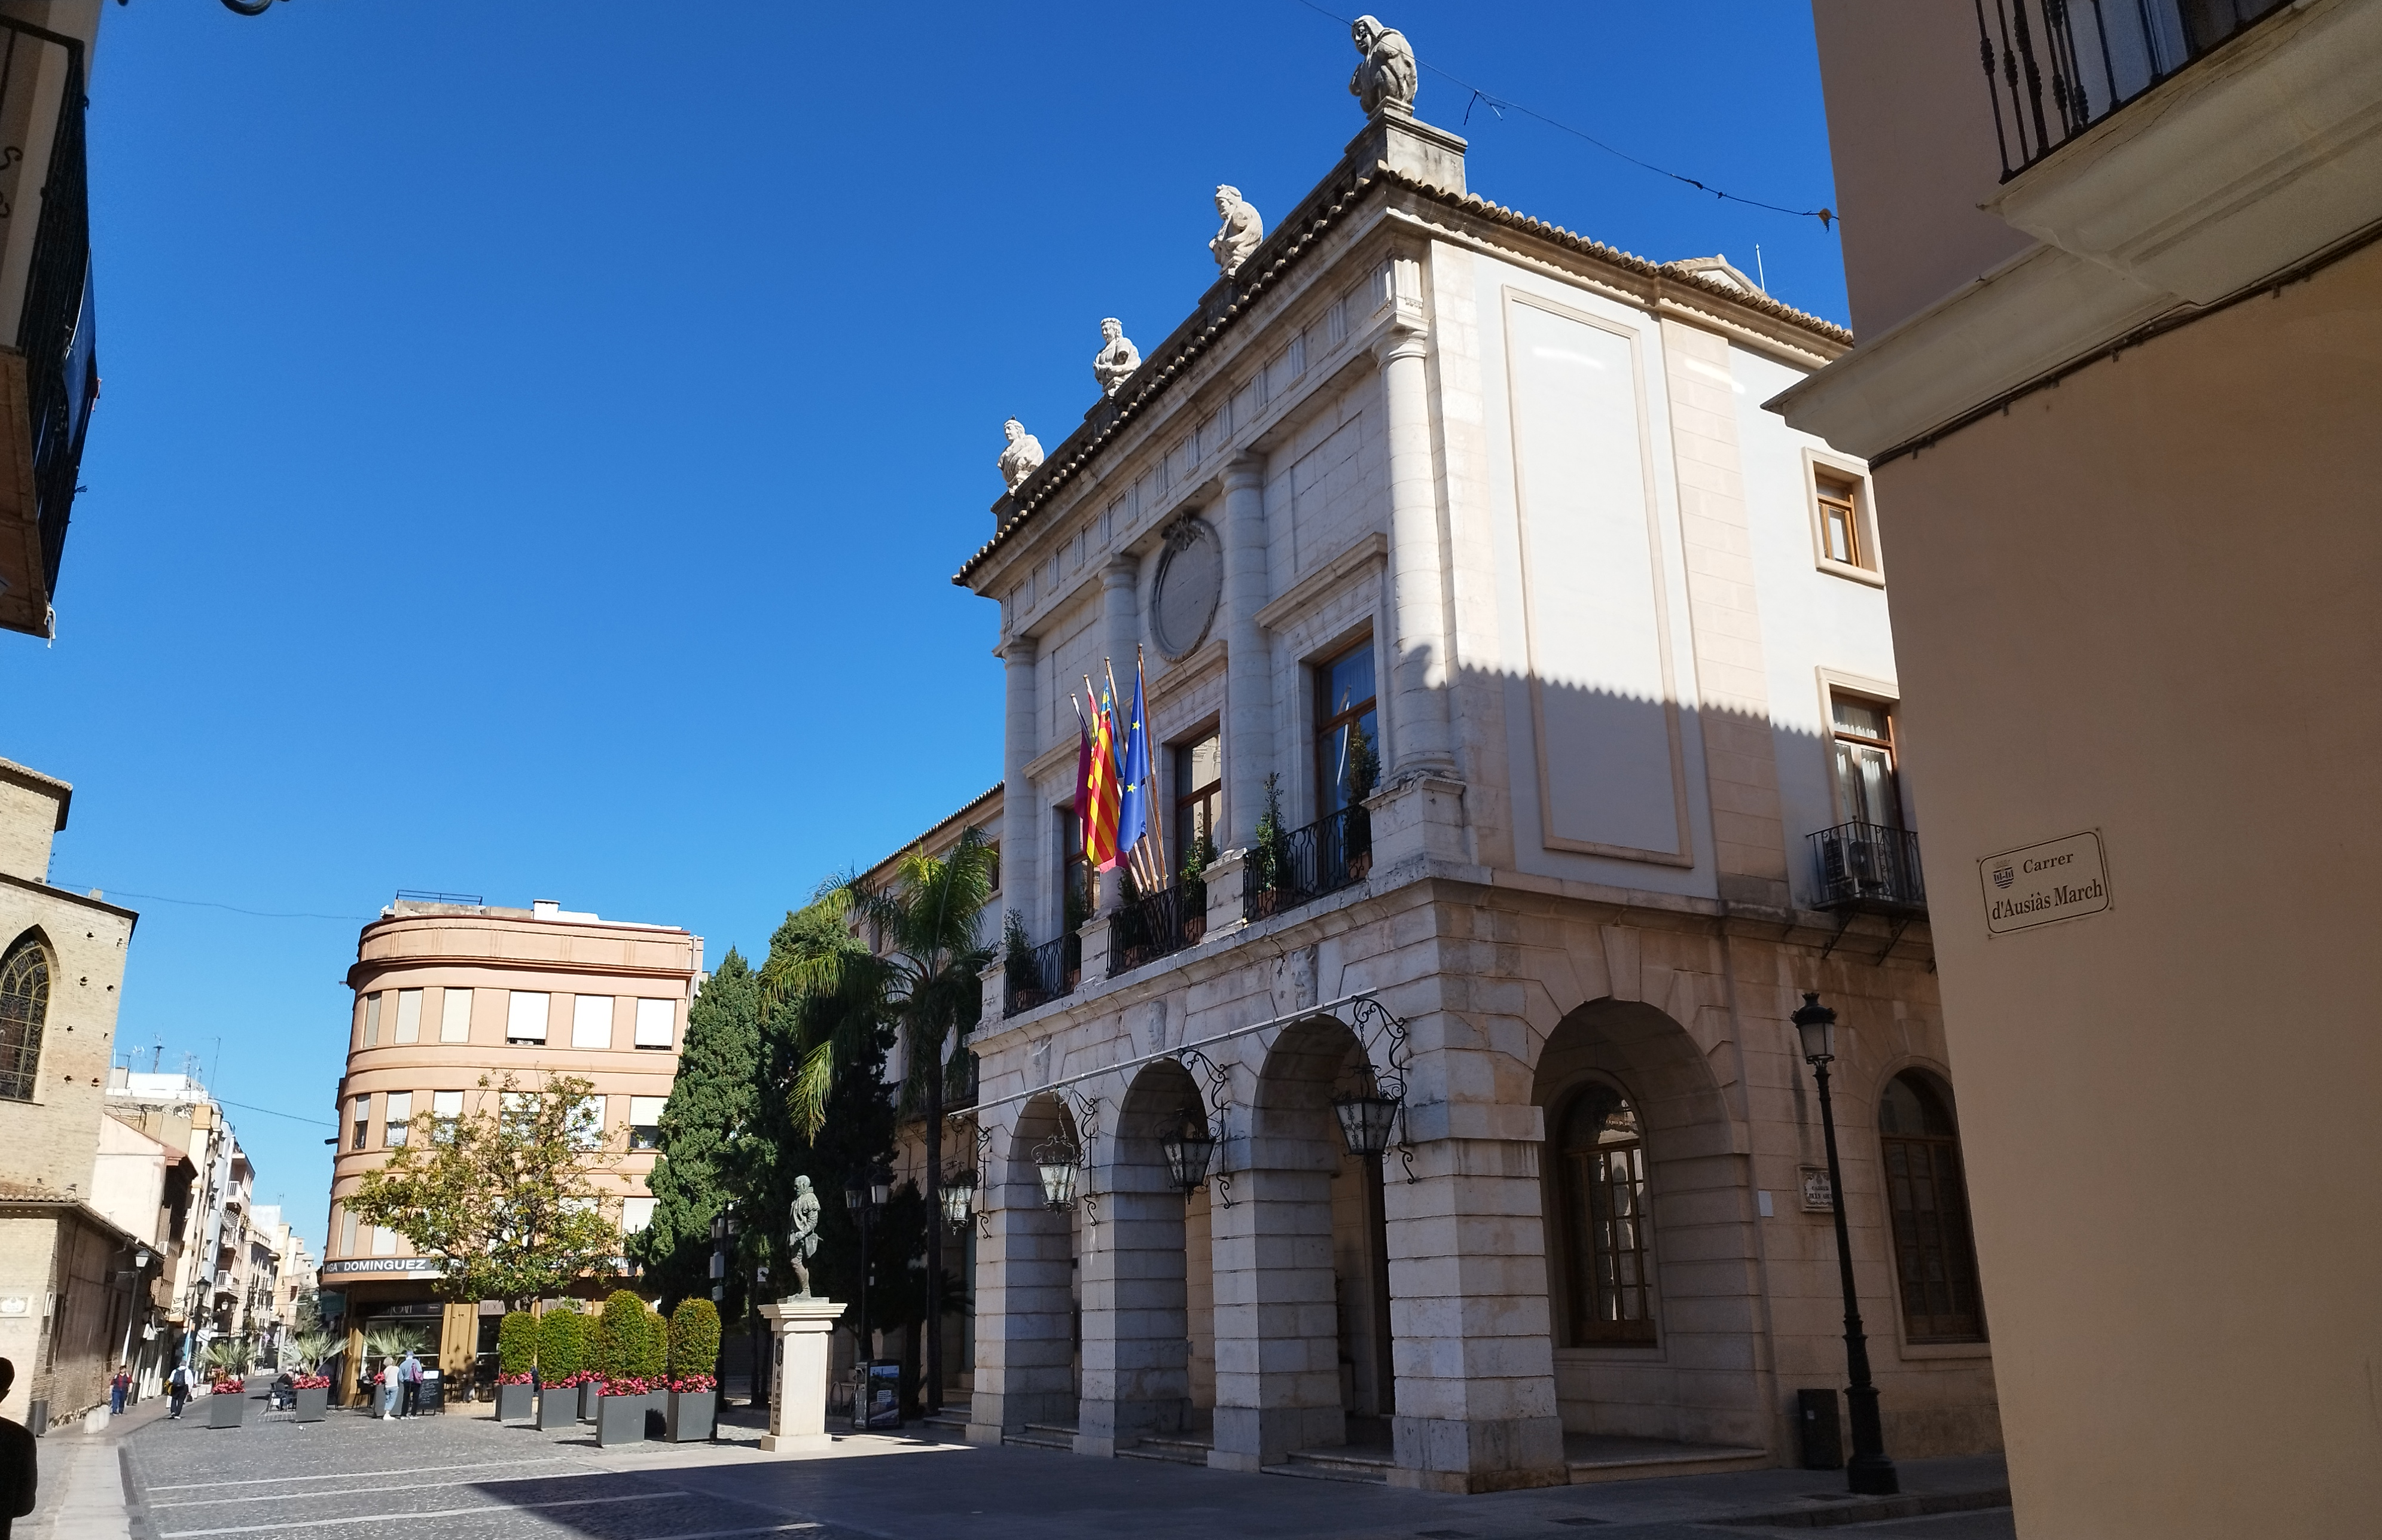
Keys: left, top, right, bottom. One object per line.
{"left": 630, "top": 950, "right": 761, "bottom": 1308}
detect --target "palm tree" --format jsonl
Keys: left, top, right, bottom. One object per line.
{"left": 760, "top": 824, "right": 997, "bottom": 1416}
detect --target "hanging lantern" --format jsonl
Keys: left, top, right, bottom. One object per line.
{"left": 941, "top": 1169, "right": 977, "bottom": 1231}
{"left": 1161, "top": 1117, "right": 1217, "bottom": 1194}
{"left": 1332, "top": 1079, "right": 1402, "bottom": 1160}
{"left": 1033, "top": 1133, "right": 1081, "bottom": 1210}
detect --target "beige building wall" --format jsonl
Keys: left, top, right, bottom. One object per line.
{"left": 1780, "top": 2, "right": 2382, "bottom": 1533}
{"left": 323, "top": 898, "right": 702, "bottom": 1395}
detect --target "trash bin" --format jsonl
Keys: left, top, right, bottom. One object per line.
{"left": 1798, "top": 1387, "right": 1843, "bottom": 1469}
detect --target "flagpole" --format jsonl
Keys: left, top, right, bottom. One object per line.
{"left": 1138, "top": 645, "right": 1169, "bottom": 889}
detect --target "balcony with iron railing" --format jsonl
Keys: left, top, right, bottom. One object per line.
{"left": 1003, "top": 931, "right": 1080, "bottom": 1018}
{"left": 1809, "top": 821, "right": 1927, "bottom": 914}
{"left": 1243, "top": 804, "right": 1373, "bottom": 924}
{"left": 1108, "top": 882, "right": 1207, "bottom": 977}
{"left": 898, "top": 1050, "right": 978, "bottom": 1118}
{"left": 1975, "top": 0, "right": 2293, "bottom": 178}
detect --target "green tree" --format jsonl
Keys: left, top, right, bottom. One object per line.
{"left": 346, "top": 1072, "right": 623, "bottom": 1310}
{"left": 628, "top": 950, "right": 762, "bottom": 1308}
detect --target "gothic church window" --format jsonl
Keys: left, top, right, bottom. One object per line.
{"left": 0, "top": 932, "right": 50, "bottom": 1101}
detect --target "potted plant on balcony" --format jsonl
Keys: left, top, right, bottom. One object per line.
{"left": 1250, "top": 775, "right": 1289, "bottom": 917}
{"left": 1179, "top": 834, "right": 1216, "bottom": 944}
{"left": 495, "top": 1310, "right": 537, "bottom": 1422}
{"left": 595, "top": 1290, "right": 658, "bottom": 1447}
{"left": 535, "top": 1307, "right": 585, "bottom": 1431}
{"left": 1341, "top": 719, "right": 1378, "bottom": 881}
{"left": 664, "top": 1298, "right": 721, "bottom": 1443}
{"left": 286, "top": 1329, "right": 338, "bottom": 1423}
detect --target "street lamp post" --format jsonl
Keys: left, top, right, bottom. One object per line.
{"left": 1793, "top": 991, "right": 1899, "bottom": 1496}
{"left": 843, "top": 1164, "right": 892, "bottom": 1383}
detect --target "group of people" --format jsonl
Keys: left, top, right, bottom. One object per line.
{"left": 370, "top": 1349, "right": 427, "bottom": 1419}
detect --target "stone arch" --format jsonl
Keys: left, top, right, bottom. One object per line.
{"left": 1077, "top": 1059, "right": 1207, "bottom": 1452}
{"left": 1532, "top": 996, "right": 1764, "bottom": 1447}
{"left": 0, "top": 925, "right": 54, "bottom": 1103}
{"left": 977, "top": 1093, "right": 1081, "bottom": 1434}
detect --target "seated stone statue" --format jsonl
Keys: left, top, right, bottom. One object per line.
{"left": 1093, "top": 318, "right": 1141, "bottom": 398}
{"left": 997, "top": 417, "right": 1045, "bottom": 493}
{"left": 1210, "top": 185, "right": 1264, "bottom": 277}
{"left": 1350, "top": 15, "right": 1419, "bottom": 116}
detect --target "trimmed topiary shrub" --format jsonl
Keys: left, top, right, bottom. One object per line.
{"left": 634, "top": 1304, "right": 669, "bottom": 1383}
{"left": 598, "top": 1289, "right": 658, "bottom": 1392}
{"left": 668, "top": 1298, "right": 721, "bottom": 1391}
{"left": 497, "top": 1310, "right": 538, "bottom": 1385}
{"left": 536, "top": 1306, "right": 587, "bottom": 1386}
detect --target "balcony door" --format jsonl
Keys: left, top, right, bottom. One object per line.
{"left": 1829, "top": 694, "right": 1901, "bottom": 828}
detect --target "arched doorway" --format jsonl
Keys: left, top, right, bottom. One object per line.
{"left": 1078, "top": 1058, "right": 1210, "bottom": 1453}
{"left": 1877, "top": 1071, "right": 1985, "bottom": 1343}
{"left": 980, "top": 1094, "right": 1082, "bottom": 1436}
{"left": 1210, "top": 1014, "right": 1393, "bottom": 1469}
{"left": 1532, "top": 997, "right": 1761, "bottom": 1448}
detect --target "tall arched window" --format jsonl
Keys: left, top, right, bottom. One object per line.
{"left": 0, "top": 933, "right": 52, "bottom": 1102}
{"left": 1878, "top": 1072, "right": 1985, "bottom": 1342}
{"left": 1557, "top": 1081, "right": 1656, "bottom": 1344}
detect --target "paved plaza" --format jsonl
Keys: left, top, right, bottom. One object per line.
{"left": 26, "top": 1387, "right": 2018, "bottom": 1540}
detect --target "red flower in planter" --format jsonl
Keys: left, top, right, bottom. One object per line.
{"left": 667, "top": 1374, "right": 716, "bottom": 1393}
{"left": 291, "top": 1374, "right": 331, "bottom": 1390}
{"left": 209, "top": 1377, "right": 245, "bottom": 1395}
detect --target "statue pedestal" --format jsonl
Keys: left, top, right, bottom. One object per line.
{"left": 757, "top": 1296, "right": 847, "bottom": 1453}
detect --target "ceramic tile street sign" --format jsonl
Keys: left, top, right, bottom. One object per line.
{"left": 1980, "top": 830, "right": 2110, "bottom": 935}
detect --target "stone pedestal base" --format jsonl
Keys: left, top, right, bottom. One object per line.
{"left": 758, "top": 1296, "right": 847, "bottom": 1453}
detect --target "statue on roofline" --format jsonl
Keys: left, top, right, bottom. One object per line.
{"left": 998, "top": 417, "right": 1045, "bottom": 493}
{"left": 1093, "top": 318, "right": 1141, "bottom": 399}
{"left": 1209, "top": 185, "right": 1264, "bottom": 277}
{"left": 1350, "top": 15, "right": 1419, "bottom": 117}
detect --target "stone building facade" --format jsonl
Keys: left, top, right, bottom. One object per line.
{"left": 322, "top": 896, "right": 702, "bottom": 1401}
{"left": 944, "top": 66, "right": 2000, "bottom": 1492}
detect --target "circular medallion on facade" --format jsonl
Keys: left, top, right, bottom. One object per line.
{"left": 1151, "top": 517, "right": 1223, "bottom": 660}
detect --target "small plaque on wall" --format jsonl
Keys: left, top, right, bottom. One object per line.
{"left": 1800, "top": 1166, "right": 1835, "bottom": 1213}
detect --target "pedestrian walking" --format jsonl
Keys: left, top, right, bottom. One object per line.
{"left": 166, "top": 1362, "right": 191, "bottom": 1420}
{"left": 398, "top": 1350, "right": 422, "bottom": 1417}
{"left": 109, "top": 1365, "right": 130, "bottom": 1416}
{"left": 377, "top": 1360, "right": 399, "bottom": 1421}
{"left": 0, "top": 1360, "right": 35, "bottom": 1540}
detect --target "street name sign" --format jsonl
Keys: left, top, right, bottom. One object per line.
{"left": 1979, "top": 830, "right": 2110, "bottom": 935}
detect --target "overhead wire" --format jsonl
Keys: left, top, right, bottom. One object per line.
{"left": 51, "top": 882, "right": 371, "bottom": 922}
{"left": 1287, "top": 0, "right": 1837, "bottom": 230}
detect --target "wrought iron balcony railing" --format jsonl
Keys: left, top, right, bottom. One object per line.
{"left": 1810, "top": 821, "right": 1926, "bottom": 913}
{"left": 1003, "top": 932, "right": 1079, "bottom": 1018}
{"left": 1108, "top": 882, "right": 1206, "bottom": 977}
{"left": 1244, "top": 804, "right": 1373, "bottom": 924}
{"left": 897, "top": 1050, "right": 978, "bottom": 1118}
{"left": 1976, "top": 0, "right": 2292, "bottom": 179}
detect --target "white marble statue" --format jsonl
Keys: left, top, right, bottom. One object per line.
{"left": 1093, "top": 318, "right": 1142, "bottom": 398}
{"left": 1349, "top": 16, "right": 1419, "bottom": 116}
{"left": 1209, "top": 185, "right": 1264, "bottom": 277}
{"left": 998, "top": 417, "right": 1045, "bottom": 493}
{"left": 786, "top": 1175, "right": 820, "bottom": 1298}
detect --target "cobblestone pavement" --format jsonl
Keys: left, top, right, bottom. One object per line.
{"left": 117, "top": 1402, "right": 2013, "bottom": 1540}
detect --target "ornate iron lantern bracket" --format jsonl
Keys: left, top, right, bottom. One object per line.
{"left": 1343, "top": 995, "right": 1420, "bottom": 1182}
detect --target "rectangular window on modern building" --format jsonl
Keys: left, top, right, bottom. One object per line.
{"left": 499, "top": 1091, "right": 539, "bottom": 1137}
{"left": 431, "top": 1089, "right": 463, "bottom": 1126}
{"left": 383, "top": 1091, "right": 413, "bottom": 1147}
{"left": 362, "top": 993, "right": 382, "bottom": 1047}
{"left": 393, "top": 989, "right": 423, "bottom": 1045}
{"left": 351, "top": 1094, "right": 371, "bottom": 1151}
{"left": 621, "top": 1196, "right": 656, "bottom": 1234}
{"left": 370, "top": 1223, "right": 397, "bottom": 1257}
{"left": 338, "top": 1207, "right": 358, "bottom": 1258}
{"left": 629, "top": 1096, "right": 667, "bottom": 1149}
{"left": 571, "top": 995, "right": 614, "bottom": 1050}
{"left": 438, "top": 988, "right": 472, "bottom": 1044}
{"left": 633, "top": 999, "right": 674, "bottom": 1049}
{"left": 506, "top": 992, "right": 549, "bottom": 1044}
{"left": 570, "top": 1094, "right": 605, "bottom": 1148}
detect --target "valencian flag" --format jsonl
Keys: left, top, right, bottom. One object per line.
{"left": 1072, "top": 702, "right": 1096, "bottom": 873}
{"left": 1115, "top": 652, "right": 1152, "bottom": 861}
{"left": 1082, "top": 675, "right": 1122, "bottom": 870}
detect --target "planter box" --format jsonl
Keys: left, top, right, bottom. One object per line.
{"left": 666, "top": 1389, "right": 716, "bottom": 1443}
{"left": 208, "top": 1393, "right": 245, "bottom": 1429}
{"left": 578, "top": 1380, "right": 600, "bottom": 1422}
{"left": 595, "top": 1393, "right": 648, "bottom": 1447}
{"left": 293, "top": 1386, "right": 328, "bottom": 1423}
{"left": 537, "top": 1386, "right": 579, "bottom": 1431}
{"left": 496, "top": 1383, "right": 534, "bottom": 1422}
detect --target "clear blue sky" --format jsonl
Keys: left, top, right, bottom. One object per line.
{"left": 7, "top": 1, "right": 1843, "bottom": 1249}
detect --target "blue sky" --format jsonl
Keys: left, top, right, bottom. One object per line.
{"left": 7, "top": 1, "right": 1843, "bottom": 1248}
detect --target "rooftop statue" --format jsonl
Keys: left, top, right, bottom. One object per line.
{"left": 1350, "top": 15, "right": 1419, "bottom": 116}
{"left": 998, "top": 417, "right": 1046, "bottom": 493}
{"left": 1093, "top": 318, "right": 1142, "bottom": 398}
{"left": 1210, "top": 185, "right": 1264, "bottom": 277}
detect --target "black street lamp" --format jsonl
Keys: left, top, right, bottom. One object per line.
{"left": 844, "top": 1164, "right": 892, "bottom": 1373}
{"left": 1792, "top": 991, "right": 1899, "bottom": 1496}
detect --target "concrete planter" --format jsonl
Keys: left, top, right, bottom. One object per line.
{"left": 496, "top": 1383, "right": 533, "bottom": 1422}
{"left": 595, "top": 1393, "right": 648, "bottom": 1447}
{"left": 666, "top": 1389, "right": 716, "bottom": 1443}
{"left": 537, "top": 1386, "right": 578, "bottom": 1430}
{"left": 207, "top": 1393, "right": 245, "bottom": 1429}
{"left": 578, "top": 1380, "right": 600, "bottom": 1422}
{"left": 293, "top": 1386, "right": 328, "bottom": 1423}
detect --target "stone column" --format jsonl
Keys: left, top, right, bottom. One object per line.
{"left": 1002, "top": 637, "right": 1045, "bottom": 938}
{"left": 1208, "top": 1163, "right": 1345, "bottom": 1471}
{"left": 757, "top": 1296, "right": 847, "bottom": 1453}
{"left": 968, "top": 1129, "right": 1079, "bottom": 1443}
{"left": 1076, "top": 1154, "right": 1190, "bottom": 1455}
{"left": 1220, "top": 456, "right": 1274, "bottom": 847}
{"left": 1378, "top": 328, "right": 1457, "bottom": 777}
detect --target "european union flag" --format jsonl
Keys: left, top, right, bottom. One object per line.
{"left": 1115, "top": 654, "right": 1152, "bottom": 859}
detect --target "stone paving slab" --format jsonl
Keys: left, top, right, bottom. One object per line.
{"left": 106, "top": 1400, "right": 2011, "bottom": 1540}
